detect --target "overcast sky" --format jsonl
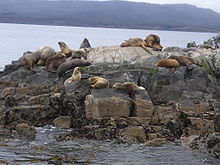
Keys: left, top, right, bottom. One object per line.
{"left": 127, "top": 0, "right": 220, "bottom": 13}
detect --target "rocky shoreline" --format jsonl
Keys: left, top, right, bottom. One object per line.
{"left": 0, "top": 34, "right": 220, "bottom": 159}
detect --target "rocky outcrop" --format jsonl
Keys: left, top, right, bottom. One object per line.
{"left": 15, "top": 123, "right": 36, "bottom": 140}
{"left": 0, "top": 34, "right": 220, "bottom": 158}
{"left": 85, "top": 89, "right": 131, "bottom": 119}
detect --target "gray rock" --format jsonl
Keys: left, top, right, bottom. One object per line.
{"left": 15, "top": 123, "right": 35, "bottom": 140}
{"left": 85, "top": 88, "right": 131, "bottom": 119}
{"left": 53, "top": 116, "right": 72, "bottom": 128}
{"left": 203, "top": 34, "right": 220, "bottom": 49}
{"left": 187, "top": 41, "right": 197, "bottom": 48}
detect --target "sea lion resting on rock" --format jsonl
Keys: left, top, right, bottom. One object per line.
{"left": 120, "top": 38, "right": 153, "bottom": 55}
{"left": 113, "top": 82, "right": 143, "bottom": 96}
{"left": 156, "top": 59, "right": 180, "bottom": 71}
{"left": 144, "top": 34, "right": 163, "bottom": 51}
{"left": 58, "top": 41, "right": 73, "bottom": 58}
{"left": 167, "top": 55, "right": 196, "bottom": 67}
{"left": 36, "top": 46, "right": 56, "bottom": 66}
{"left": 22, "top": 51, "right": 41, "bottom": 71}
{"left": 120, "top": 34, "right": 163, "bottom": 55}
{"left": 46, "top": 52, "right": 66, "bottom": 72}
{"left": 64, "top": 67, "right": 81, "bottom": 86}
{"left": 72, "top": 48, "right": 89, "bottom": 60}
{"left": 89, "top": 76, "right": 109, "bottom": 89}
{"left": 79, "top": 38, "right": 91, "bottom": 49}
{"left": 56, "top": 59, "right": 91, "bottom": 78}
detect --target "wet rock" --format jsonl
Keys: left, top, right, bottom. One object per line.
{"left": 188, "top": 117, "right": 215, "bottom": 135}
{"left": 117, "top": 126, "right": 146, "bottom": 143}
{"left": 180, "top": 135, "right": 199, "bottom": 147}
{"left": 177, "top": 99, "right": 210, "bottom": 116}
{"left": 53, "top": 116, "right": 72, "bottom": 128}
{"left": 85, "top": 89, "right": 131, "bottom": 119}
{"left": 190, "top": 132, "right": 220, "bottom": 158}
{"left": 214, "top": 114, "right": 220, "bottom": 132}
{"left": 148, "top": 133, "right": 158, "bottom": 140}
{"left": 93, "top": 126, "right": 116, "bottom": 140}
{"left": 0, "top": 128, "right": 11, "bottom": 138}
{"left": 144, "top": 138, "right": 169, "bottom": 146}
{"left": 135, "top": 90, "right": 154, "bottom": 118}
{"left": 151, "top": 106, "right": 179, "bottom": 125}
{"left": 15, "top": 123, "right": 35, "bottom": 140}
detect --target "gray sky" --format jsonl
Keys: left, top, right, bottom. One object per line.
{"left": 127, "top": 0, "right": 220, "bottom": 13}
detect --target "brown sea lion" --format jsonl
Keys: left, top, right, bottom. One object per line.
{"left": 56, "top": 59, "right": 91, "bottom": 78}
{"left": 58, "top": 41, "right": 73, "bottom": 58}
{"left": 167, "top": 55, "right": 196, "bottom": 67}
{"left": 64, "top": 67, "right": 81, "bottom": 86}
{"left": 36, "top": 46, "right": 56, "bottom": 66}
{"left": 72, "top": 48, "right": 89, "bottom": 60}
{"left": 46, "top": 52, "right": 66, "bottom": 72}
{"left": 156, "top": 59, "right": 180, "bottom": 71}
{"left": 113, "top": 82, "right": 141, "bottom": 96}
{"left": 22, "top": 51, "right": 41, "bottom": 71}
{"left": 88, "top": 76, "right": 109, "bottom": 89}
{"left": 144, "top": 34, "right": 163, "bottom": 51}
{"left": 120, "top": 38, "right": 153, "bottom": 55}
{"left": 79, "top": 38, "right": 91, "bottom": 49}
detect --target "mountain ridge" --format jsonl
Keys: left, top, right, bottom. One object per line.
{"left": 0, "top": 0, "right": 220, "bottom": 32}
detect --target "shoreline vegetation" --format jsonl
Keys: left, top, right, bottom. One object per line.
{"left": 0, "top": 0, "right": 220, "bottom": 33}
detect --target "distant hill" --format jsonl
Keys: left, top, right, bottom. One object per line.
{"left": 0, "top": 0, "right": 220, "bottom": 32}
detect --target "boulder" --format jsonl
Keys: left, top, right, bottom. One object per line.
{"left": 134, "top": 90, "right": 154, "bottom": 118}
{"left": 188, "top": 117, "right": 215, "bottom": 135}
{"left": 177, "top": 99, "right": 210, "bottom": 116}
{"left": 180, "top": 135, "right": 199, "bottom": 147}
{"left": 117, "top": 126, "right": 146, "bottom": 143}
{"left": 53, "top": 116, "right": 72, "bottom": 128}
{"left": 87, "top": 46, "right": 153, "bottom": 63}
{"left": 15, "top": 123, "right": 35, "bottom": 140}
{"left": 85, "top": 89, "right": 131, "bottom": 119}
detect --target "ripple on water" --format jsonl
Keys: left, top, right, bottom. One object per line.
{"left": 0, "top": 126, "right": 219, "bottom": 164}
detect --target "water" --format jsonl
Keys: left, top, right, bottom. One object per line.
{"left": 0, "top": 23, "right": 217, "bottom": 70}
{"left": 0, "top": 126, "right": 219, "bottom": 164}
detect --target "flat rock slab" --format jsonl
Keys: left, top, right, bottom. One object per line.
{"left": 85, "top": 88, "right": 131, "bottom": 119}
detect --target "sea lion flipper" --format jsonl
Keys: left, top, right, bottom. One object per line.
{"left": 140, "top": 43, "right": 153, "bottom": 55}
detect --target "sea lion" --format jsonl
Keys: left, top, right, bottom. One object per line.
{"left": 56, "top": 59, "right": 91, "bottom": 78}
{"left": 113, "top": 82, "right": 141, "bottom": 96}
{"left": 79, "top": 38, "right": 91, "bottom": 49}
{"left": 36, "top": 46, "right": 56, "bottom": 66}
{"left": 167, "top": 55, "right": 196, "bottom": 67}
{"left": 58, "top": 41, "right": 73, "bottom": 58}
{"left": 72, "top": 48, "right": 89, "bottom": 60}
{"left": 120, "top": 38, "right": 153, "bottom": 55}
{"left": 88, "top": 76, "right": 109, "bottom": 89}
{"left": 156, "top": 59, "right": 180, "bottom": 71}
{"left": 46, "top": 52, "right": 66, "bottom": 72}
{"left": 22, "top": 51, "right": 41, "bottom": 71}
{"left": 144, "top": 34, "right": 163, "bottom": 51}
{"left": 64, "top": 67, "right": 81, "bottom": 86}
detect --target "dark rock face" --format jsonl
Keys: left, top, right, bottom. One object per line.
{"left": 203, "top": 34, "right": 220, "bottom": 49}
{"left": 0, "top": 41, "right": 220, "bottom": 157}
